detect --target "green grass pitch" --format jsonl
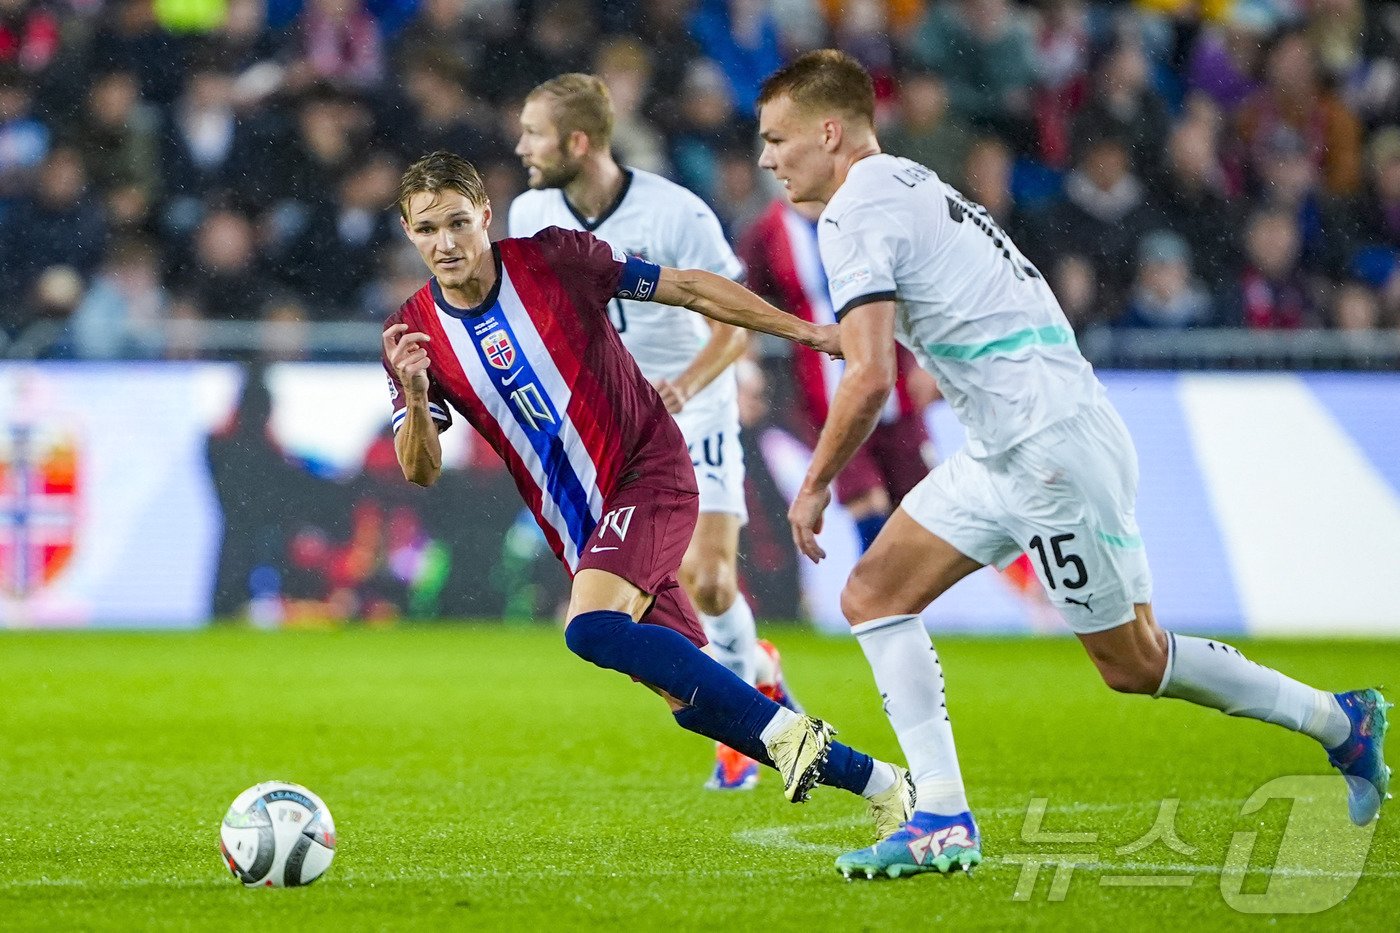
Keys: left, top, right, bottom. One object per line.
{"left": 1, "top": 626, "right": 1396, "bottom": 931}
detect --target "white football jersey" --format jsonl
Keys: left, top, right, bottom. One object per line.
{"left": 509, "top": 169, "right": 745, "bottom": 419}
{"left": 819, "top": 153, "right": 1103, "bottom": 458}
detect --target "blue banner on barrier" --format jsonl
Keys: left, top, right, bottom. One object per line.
{"left": 3, "top": 365, "right": 1398, "bottom": 635}
{"left": 764, "top": 371, "right": 1400, "bottom": 638}
{"left": 0, "top": 363, "right": 242, "bottom": 627}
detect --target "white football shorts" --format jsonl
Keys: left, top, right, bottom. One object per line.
{"left": 676, "top": 403, "right": 748, "bottom": 524}
{"left": 902, "top": 396, "right": 1153, "bottom": 633}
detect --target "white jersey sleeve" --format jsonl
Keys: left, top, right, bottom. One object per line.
{"left": 664, "top": 190, "right": 744, "bottom": 281}
{"left": 816, "top": 203, "right": 904, "bottom": 320}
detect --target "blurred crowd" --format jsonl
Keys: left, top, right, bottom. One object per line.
{"left": 2, "top": 0, "right": 1400, "bottom": 359}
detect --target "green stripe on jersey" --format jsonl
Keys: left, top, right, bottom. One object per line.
{"left": 925, "top": 325, "right": 1075, "bottom": 361}
{"left": 1097, "top": 530, "right": 1144, "bottom": 549}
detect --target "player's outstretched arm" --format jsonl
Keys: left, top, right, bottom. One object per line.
{"left": 654, "top": 267, "right": 840, "bottom": 358}
{"left": 790, "top": 300, "right": 898, "bottom": 562}
{"left": 384, "top": 323, "right": 443, "bottom": 487}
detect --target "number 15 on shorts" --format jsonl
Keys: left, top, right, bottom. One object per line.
{"left": 1027, "top": 533, "right": 1087, "bottom": 590}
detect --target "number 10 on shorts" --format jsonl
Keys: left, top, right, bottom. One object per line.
{"left": 598, "top": 506, "right": 636, "bottom": 543}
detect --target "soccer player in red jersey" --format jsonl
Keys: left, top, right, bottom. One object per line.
{"left": 381, "top": 150, "right": 915, "bottom": 833}
{"left": 509, "top": 75, "right": 806, "bottom": 791}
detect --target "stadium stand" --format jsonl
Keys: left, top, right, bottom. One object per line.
{"left": 1, "top": 0, "right": 1398, "bottom": 366}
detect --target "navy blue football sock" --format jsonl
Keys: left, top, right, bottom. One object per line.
{"left": 854, "top": 513, "right": 887, "bottom": 552}
{"left": 568, "top": 611, "right": 880, "bottom": 794}
{"left": 567, "top": 609, "right": 783, "bottom": 755}
{"left": 673, "top": 705, "right": 774, "bottom": 766}
{"left": 815, "top": 740, "right": 875, "bottom": 794}
{"left": 676, "top": 703, "right": 874, "bottom": 792}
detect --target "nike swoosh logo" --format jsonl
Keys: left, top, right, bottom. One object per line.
{"left": 502, "top": 368, "right": 524, "bottom": 386}
{"left": 789, "top": 732, "right": 807, "bottom": 789}
{"left": 590, "top": 546, "right": 619, "bottom": 552}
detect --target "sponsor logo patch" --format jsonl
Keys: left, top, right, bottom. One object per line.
{"left": 830, "top": 266, "right": 873, "bottom": 293}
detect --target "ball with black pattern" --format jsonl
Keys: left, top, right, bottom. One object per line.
{"left": 219, "top": 781, "right": 336, "bottom": 888}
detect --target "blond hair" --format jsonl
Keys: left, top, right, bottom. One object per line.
{"left": 756, "top": 49, "right": 875, "bottom": 126}
{"left": 526, "top": 73, "right": 614, "bottom": 149}
{"left": 397, "top": 150, "right": 487, "bottom": 219}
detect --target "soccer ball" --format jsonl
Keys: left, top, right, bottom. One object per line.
{"left": 219, "top": 781, "right": 337, "bottom": 887}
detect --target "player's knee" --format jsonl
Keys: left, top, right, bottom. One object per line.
{"left": 564, "top": 610, "right": 629, "bottom": 668}
{"left": 690, "top": 568, "right": 736, "bottom": 616}
{"left": 1095, "top": 658, "right": 1160, "bottom": 695}
{"left": 840, "top": 572, "right": 880, "bottom": 626}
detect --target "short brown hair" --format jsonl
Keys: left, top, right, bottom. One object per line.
{"left": 756, "top": 49, "right": 875, "bottom": 126}
{"left": 526, "top": 73, "right": 614, "bottom": 149}
{"left": 397, "top": 150, "right": 487, "bottom": 219}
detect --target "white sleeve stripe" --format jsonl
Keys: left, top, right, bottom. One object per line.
{"left": 391, "top": 406, "right": 450, "bottom": 431}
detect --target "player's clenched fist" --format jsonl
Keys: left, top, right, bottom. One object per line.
{"left": 383, "top": 323, "right": 432, "bottom": 395}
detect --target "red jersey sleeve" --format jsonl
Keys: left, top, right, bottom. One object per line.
{"left": 382, "top": 307, "right": 453, "bottom": 434}
{"left": 527, "top": 226, "right": 663, "bottom": 307}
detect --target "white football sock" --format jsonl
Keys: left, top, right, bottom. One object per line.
{"left": 758, "top": 706, "right": 802, "bottom": 745}
{"left": 700, "top": 595, "right": 758, "bottom": 685}
{"left": 862, "top": 760, "right": 898, "bottom": 799}
{"left": 853, "top": 614, "right": 970, "bottom": 815}
{"left": 1156, "top": 633, "right": 1350, "bottom": 747}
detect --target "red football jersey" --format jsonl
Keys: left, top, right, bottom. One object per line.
{"left": 382, "top": 227, "right": 694, "bottom": 572}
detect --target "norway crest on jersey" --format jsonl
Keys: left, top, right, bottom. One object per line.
{"left": 481, "top": 330, "right": 516, "bottom": 370}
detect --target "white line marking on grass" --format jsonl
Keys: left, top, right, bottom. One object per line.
{"left": 734, "top": 826, "right": 1400, "bottom": 881}
{"left": 0, "top": 877, "right": 227, "bottom": 890}
{"left": 733, "top": 798, "right": 1400, "bottom": 881}
{"left": 733, "top": 799, "right": 1249, "bottom": 855}
{"left": 1099, "top": 874, "right": 1194, "bottom": 886}
{"left": 1086, "top": 861, "right": 1400, "bottom": 880}
{"left": 734, "top": 819, "right": 865, "bottom": 854}
{"left": 0, "top": 866, "right": 826, "bottom": 890}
